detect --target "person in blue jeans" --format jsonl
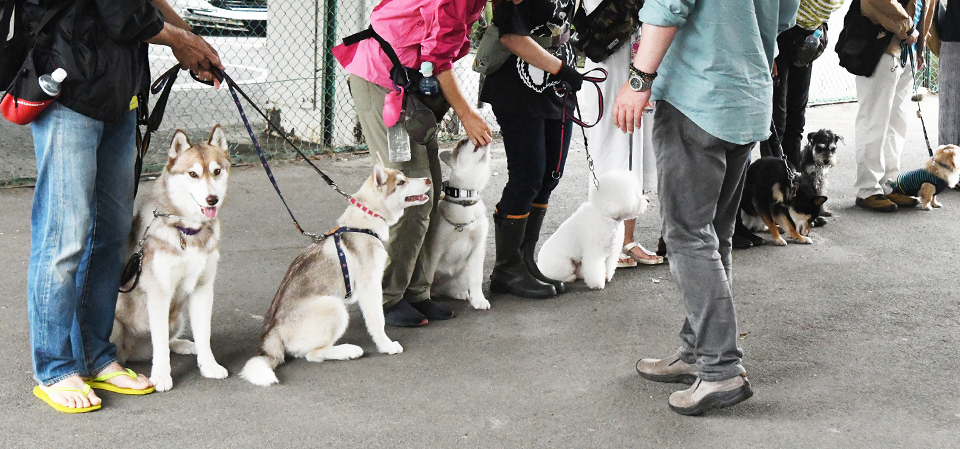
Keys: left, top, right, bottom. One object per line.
{"left": 25, "top": 0, "right": 222, "bottom": 413}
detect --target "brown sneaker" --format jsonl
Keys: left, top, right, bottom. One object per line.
{"left": 855, "top": 194, "right": 897, "bottom": 212}
{"left": 636, "top": 353, "right": 698, "bottom": 385}
{"left": 885, "top": 192, "right": 920, "bottom": 208}
{"left": 668, "top": 374, "right": 753, "bottom": 416}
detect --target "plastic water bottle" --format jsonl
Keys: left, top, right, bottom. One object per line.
{"left": 803, "top": 29, "right": 823, "bottom": 51}
{"left": 387, "top": 118, "right": 411, "bottom": 162}
{"left": 418, "top": 62, "right": 439, "bottom": 97}
{"left": 1, "top": 68, "right": 68, "bottom": 125}
{"left": 39, "top": 68, "right": 67, "bottom": 96}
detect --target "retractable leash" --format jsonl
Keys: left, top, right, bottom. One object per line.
{"left": 556, "top": 67, "right": 608, "bottom": 185}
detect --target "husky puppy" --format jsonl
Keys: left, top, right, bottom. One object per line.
{"left": 889, "top": 144, "right": 960, "bottom": 210}
{"left": 740, "top": 157, "right": 826, "bottom": 246}
{"left": 240, "top": 158, "right": 431, "bottom": 386}
{"left": 799, "top": 129, "right": 842, "bottom": 218}
{"left": 426, "top": 139, "right": 491, "bottom": 310}
{"left": 536, "top": 171, "right": 647, "bottom": 290}
{"left": 113, "top": 126, "right": 232, "bottom": 392}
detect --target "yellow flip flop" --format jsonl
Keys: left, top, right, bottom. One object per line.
{"left": 33, "top": 384, "right": 101, "bottom": 413}
{"left": 86, "top": 368, "right": 155, "bottom": 395}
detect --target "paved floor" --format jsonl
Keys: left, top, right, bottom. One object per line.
{"left": 0, "top": 98, "right": 957, "bottom": 448}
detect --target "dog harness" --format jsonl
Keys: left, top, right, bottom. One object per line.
{"left": 889, "top": 168, "right": 949, "bottom": 196}
{"left": 324, "top": 226, "right": 381, "bottom": 298}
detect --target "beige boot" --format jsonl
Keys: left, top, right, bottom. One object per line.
{"left": 668, "top": 374, "right": 753, "bottom": 416}
{"left": 635, "top": 353, "right": 698, "bottom": 385}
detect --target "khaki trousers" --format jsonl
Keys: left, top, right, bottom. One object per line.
{"left": 350, "top": 75, "right": 443, "bottom": 306}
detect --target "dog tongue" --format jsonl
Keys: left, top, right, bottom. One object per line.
{"left": 202, "top": 207, "right": 218, "bottom": 218}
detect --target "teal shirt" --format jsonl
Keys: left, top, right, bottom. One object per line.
{"left": 638, "top": 0, "right": 800, "bottom": 144}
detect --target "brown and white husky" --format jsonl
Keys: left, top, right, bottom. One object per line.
{"left": 240, "top": 157, "right": 431, "bottom": 386}
{"left": 112, "top": 125, "right": 232, "bottom": 392}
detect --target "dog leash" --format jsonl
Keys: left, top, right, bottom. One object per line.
{"left": 557, "top": 67, "right": 608, "bottom": 185}
{"left": 118, "top": 209, "right": 198, "bottom": 293}
{"left": 906, "top": 45, "right": 935, "bottom": 157}
{"left": 325, "top": 226, "right": 381, "bottom": 298}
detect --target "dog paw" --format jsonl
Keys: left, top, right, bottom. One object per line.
{"left": 169, "top": 339, "right": 196, "bottom": 355}
{"left": 796, "top": 236, "right": 813, "bottom": 244}
{"left": 774, "top": 237, "right": 787, "bottom": 246}
{"left": 199, "top": 361, "right": 229, "bottom": 379}
{"left": 470, "top": 296, "right": 491, "bottom": 310}
{"left": 150, "top": 372, "right": 174, "bottom": 392}
{"left": 448, "top": 290, "right": 470, "bottom": 301}
{"left": 378, "top": 340, "right": 403, "bottom": 355}
{"left": 340, "top": 344, "right": 364, "bottom": 360}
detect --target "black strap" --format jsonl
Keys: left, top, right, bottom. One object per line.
{"left": 341, "top": 26, "right": 410, "bottom": 89}
{"left": 327, "top": 226, "right": 381, "bottom": 297}
{"left": 134, "top": 64, "right": 181, "bottom": 196}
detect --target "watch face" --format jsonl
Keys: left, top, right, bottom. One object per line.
{"left": 629, "top": 74, "right": 643, "bottom": 91}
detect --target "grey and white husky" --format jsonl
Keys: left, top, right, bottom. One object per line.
{"left": 240, "top": 157, "right": 431, "bottom": 386}
{"left": 113, "top": 125, "right": 232, "bottom": 392}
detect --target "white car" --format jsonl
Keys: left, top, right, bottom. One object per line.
{"left": 177, "top": 0, "right": 267, "bottom": 36}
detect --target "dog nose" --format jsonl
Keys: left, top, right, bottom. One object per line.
{"left": 424, "top": 178, "right": 431, "bottom": 185}
{"left": 206, "top": 195, "right": 219, "bottom": 206}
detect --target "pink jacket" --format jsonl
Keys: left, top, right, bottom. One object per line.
{"left": 333, "top": 0, "right": 485, "bottom": 89}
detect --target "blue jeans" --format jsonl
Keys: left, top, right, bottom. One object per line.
{"left": 28, "top": 102, "right": 137, "bottom": 385}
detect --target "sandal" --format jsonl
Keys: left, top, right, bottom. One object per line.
{"left": 87, "top": 368, "right": 155, "bottom": 395}
{"left": 622, "top": 242, "right": 664, "bottom": 265}
{"left": 617, "top": 252, "right": 638, "bottom": 268}
{"left": 34, "top": 384, "right": 101, "bottom": 413}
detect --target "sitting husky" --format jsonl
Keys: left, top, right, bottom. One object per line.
{"left": 240, "top": 157, "right": 431, "bottom": 386}
{"left": 426, "top": 139, "right": 491, "bottom": 310}
{"left": 536, "top": 171, "right": 647, "bottom": 290}
{"left": 113, "top": 126, "right": 232, "bottom": 392}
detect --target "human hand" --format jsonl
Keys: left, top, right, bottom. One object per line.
{"left": 171, "top": 30, "right": 223, "bottom": 80}
{"left": 555, "top": 61, "right": 585, "bottom": 93}
{"left": 459, "top": 107, "right": 493, "bottom": 146}
{"left": 905, "top": 28, "right": 919, "bottom": 46}
{"left": 612, "top": 82, "right": 651, "bottom": 133}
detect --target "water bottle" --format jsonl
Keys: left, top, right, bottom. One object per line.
{"left": 802, "top": 29, "right": 823, "bottom": 51}
{"left": 418, "top": 62, "right": 439, "bottom": 97}
{"left": 1, "top": 68, "right": 67, "bottom": 125}
{"left": 794, "top": 29, "right": 823, "bottom": 67}
{"left": 387, "top": 117, "right": 412, "bottom": 162}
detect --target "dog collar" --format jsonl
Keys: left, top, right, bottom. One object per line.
{"left": 349, "top": 197, "right": 382, "bottom": 219}
{"left": 442, "top": 181, "right": 479, "bottom": 207}
{"left": 439, "top": 208, "right": 477, "bottom": 232}
{"left": 935, "top": 160, "right": 953, "bottom": 171}
{"left": 175, "top": 225, "right": 203, "bottom": 236}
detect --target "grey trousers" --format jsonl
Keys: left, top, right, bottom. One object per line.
{"left": 653, "top": 101, "right": 750, "bottom": 382}
{"left": 939, "top": 42, "right": 959, "bottom": 146}
{"left": 350, "top": 75, "right": 443, "bottom": 307}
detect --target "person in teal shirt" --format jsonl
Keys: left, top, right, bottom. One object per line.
{"left": 612, "top": 0, "right": 799, "bottom": 415}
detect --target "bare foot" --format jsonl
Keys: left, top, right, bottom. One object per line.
{"left": 94, "top": 362, "right": 153, "bottom": 390}
{"left": 39, "top": 375, "right": 101, "bottom": 409}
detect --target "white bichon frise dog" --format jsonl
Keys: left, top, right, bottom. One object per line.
{"left": 536, "top": 170, "right": 647, "bottom": 290}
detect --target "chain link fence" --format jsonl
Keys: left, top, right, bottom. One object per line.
{"left": 0, "top": 0, "right": 942, "bottom": 186}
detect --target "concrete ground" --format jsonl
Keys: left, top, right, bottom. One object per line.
{"left": 0, "top": 97, "right": 957, "bottom": 448}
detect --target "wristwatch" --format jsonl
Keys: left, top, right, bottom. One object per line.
{"left": 628, "top": 65, "right": 657, "bottom": 92}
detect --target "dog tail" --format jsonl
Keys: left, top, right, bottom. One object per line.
{"left": 239, "top": 331, "right": 285, "bottom": 386}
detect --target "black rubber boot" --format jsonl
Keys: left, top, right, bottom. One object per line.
{"left": 490, "top": 211, "right": 557, "bottom": 299}
{"left": 520, "top": 207, "right": 566, "bottom": 293}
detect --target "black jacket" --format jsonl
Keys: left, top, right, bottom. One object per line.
{"left": 25, "top": 0, "right": 164, "bottom": 123}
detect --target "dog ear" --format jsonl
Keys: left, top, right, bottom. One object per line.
{"left": 814, "top": 196, "right": 828, "bottom": 207}
{"left": 834, "top": 133, "right": 844, "bottom": 144}
{"left": 208, "top": 124, "right": 228, "bottom": 150}
{"left": 373, "top": 157, "right": 387, "bottom": 189}
{"left": 169, "top": 129, "right": 191, "bottom": 158}
{"left": 807, "top": 131, "right": 816, "bottom": 142}
{"left": 439, "top": 149, "right": 453, "bottom": 167}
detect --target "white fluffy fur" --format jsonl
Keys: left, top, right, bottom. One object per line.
{"left": 536, "top": 171, "right": 647, "bottom": 290}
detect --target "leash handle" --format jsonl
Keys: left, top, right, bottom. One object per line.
{"left": 555, "top": 67, "right": 608, "bottom": 181}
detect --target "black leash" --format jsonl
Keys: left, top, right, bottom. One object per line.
{"left": 197, "top": 66, "right": 354, "bottom": 241}
{"left": 906, "top": 44, "right": 934, "bottom": 157}
{"left": 557, "top": 67, "right": 608, "bottom": 184}
{"left": 135, "top": 64, "right": 181, "bottom": 196}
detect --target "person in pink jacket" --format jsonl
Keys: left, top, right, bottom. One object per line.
{"left": 333, "top": 0, "right": 513, "bottom": 327}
